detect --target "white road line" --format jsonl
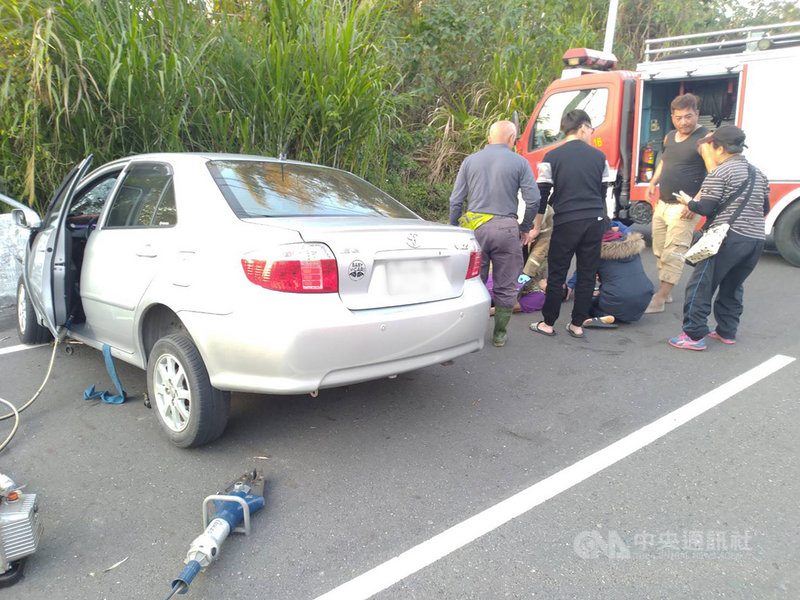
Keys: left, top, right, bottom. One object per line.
{"left": 0, "top": 343, "right": 47, "bottom": 356}
{"left": 313, "top": 354, "right": 796, "bottom": 600}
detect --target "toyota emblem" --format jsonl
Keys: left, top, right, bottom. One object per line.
{"left": 406, "top": 233, "right": 420, "bottom": 248}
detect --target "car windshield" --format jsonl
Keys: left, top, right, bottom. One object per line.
{"left": 207, "top": 160, "right": 419, "bottom": 219}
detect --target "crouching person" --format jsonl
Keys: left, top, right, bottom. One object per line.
{"left": 571, "top": 221, "right": 654, "bottom": 328}
{"left": 587, "top": 223, "right": 654, "bottom": 326}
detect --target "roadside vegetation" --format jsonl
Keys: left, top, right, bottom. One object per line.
{"left": 1, "top": 0, "right": 798, "bottom": 219}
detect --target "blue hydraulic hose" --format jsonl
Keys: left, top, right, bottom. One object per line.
{"left": 166, "top": 560, "right": 201, "bottom": 598}
{"left": 164, "top": 582, "right": 185, "bottom": 600}
{"left": 173, "top": 559, "right": 201, "bottom": 591}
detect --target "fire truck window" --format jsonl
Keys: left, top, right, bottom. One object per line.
{"left": 528, "top": 88, "right": 609, "bottom": 152}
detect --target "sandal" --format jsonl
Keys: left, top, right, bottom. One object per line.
{"left": 565, "top": 323, "right": 585, "bottom": 338}
{"left": 530, "top": 321, "right": 556, "bottom": 337}
{"left": 583, "top": 316, "right": 617, "bottom": 329}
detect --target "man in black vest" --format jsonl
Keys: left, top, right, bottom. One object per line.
{"left": 645, "top": 93, "right": 710, "bottom": 314}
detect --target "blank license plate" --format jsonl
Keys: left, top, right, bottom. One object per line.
{"left": 387, "top": 260, "right": 435, "bottom": 295}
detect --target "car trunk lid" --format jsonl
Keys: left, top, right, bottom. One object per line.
{"left": 242, "top": 217, "right": 479, "bottom": 310}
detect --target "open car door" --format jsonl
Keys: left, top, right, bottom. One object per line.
{"left": 25, "top": 155, "right": 94, "bottom": 337}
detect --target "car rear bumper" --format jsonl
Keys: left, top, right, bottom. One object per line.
{"left": 179, "top": 280, "right": 490, "bottom": 394}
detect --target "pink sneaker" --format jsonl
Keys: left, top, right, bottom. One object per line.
{"left": 708, "top": 330, "right": 736, "bottom": 344}
{"left": 668, "top": 332, "right": 706, "bottom": 351}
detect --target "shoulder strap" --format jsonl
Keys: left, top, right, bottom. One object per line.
{"left": 725, "top": 165, "right": 756, "bottom": 225}
{"left": 705, "top": 165, "right": 754, "bottom": 230}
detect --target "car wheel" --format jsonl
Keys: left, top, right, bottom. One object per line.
{"left": 774, "top": 201, "right": 800, "bottom": 267}
{"left": 147, "top": 333, "right": 230, "bottom": 448}
{"left": 16, "top": 277, "right": 52, "bottom": 345}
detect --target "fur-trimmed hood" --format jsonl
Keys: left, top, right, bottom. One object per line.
{"left": 600, "top": 231, "right": 646, "bottom": 260}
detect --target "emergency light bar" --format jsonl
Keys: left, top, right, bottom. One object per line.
{"left": 562, "top": 48, "right": 618, "bottom": 70}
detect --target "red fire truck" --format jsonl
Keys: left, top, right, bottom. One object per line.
{"left": 515, "top": 21, "right": 800, "bottom": 266}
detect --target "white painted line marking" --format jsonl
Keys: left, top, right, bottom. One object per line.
{"left": 0, "top": 343, "right": 48, "bottom": 356}
{"left": 314, "top": 354, "right": 796, "bottom": 600}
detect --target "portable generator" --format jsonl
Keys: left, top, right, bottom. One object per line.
{"left": 0, "top": 473, "right": 42, "bottom": 587}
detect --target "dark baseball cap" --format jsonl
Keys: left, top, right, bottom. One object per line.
{"left": 697, "top": 125, "right": 747, "bottom": 152}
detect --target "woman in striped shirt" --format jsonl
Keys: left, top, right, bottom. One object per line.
{"left": 668, "top": 125, "right": 770, "bottom": 351}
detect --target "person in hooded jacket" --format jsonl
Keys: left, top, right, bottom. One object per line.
{"left": 592, "top": 222, "right": 654, "bottom": 323}
{"left": 567, "top": 221, "right": 654, "bottom": 326}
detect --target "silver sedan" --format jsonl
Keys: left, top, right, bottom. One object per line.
{"left": 10, "top": 154, "right": 490, "bottom": 447}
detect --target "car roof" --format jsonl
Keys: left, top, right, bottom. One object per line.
{"left": 100, "top": 152, "right": 337, "bottom": 171}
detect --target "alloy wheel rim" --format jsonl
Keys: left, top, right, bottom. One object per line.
{"left": 153, "top": 353, "right": 191, "bottom": 432}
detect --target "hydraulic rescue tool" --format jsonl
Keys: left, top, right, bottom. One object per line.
{"left": 164, "top": 469, "right": 265, "bottom": 599}
{"left": 0, "top": 473, "right": 42, "bottom": 587}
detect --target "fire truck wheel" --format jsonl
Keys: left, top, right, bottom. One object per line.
{"left": 774, "top": 202, "right": 800, "bottom": 267}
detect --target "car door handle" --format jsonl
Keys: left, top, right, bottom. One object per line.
{"left": 136, "top": 245, "right": 158, "bottom": 258}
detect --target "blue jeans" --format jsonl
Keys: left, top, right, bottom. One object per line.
{"left": 682, "top": 230, "right": 763, "bottom": 340}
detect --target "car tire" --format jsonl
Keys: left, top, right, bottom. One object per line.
{"left": 16, "top": 277, "right": 52, "bottom": 345}
{"left": 774, "top": 201, "right": 800, "bottom": 267}
{"left": 147, "top": 333, "right": 230, "bottom": 448}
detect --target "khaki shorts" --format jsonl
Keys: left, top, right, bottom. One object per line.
{"left": 651, "top": 200, "right": 700, "bottom": 285}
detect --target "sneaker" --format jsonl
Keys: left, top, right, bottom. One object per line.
{"left": 708, "top": 330, "right": 736, "bottom": 344}
{"left": 668, "top": 332, "right": 706, "bottom": 351}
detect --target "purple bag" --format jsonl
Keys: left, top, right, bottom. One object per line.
{"left": 486, "top": 275, "right": 544, "bottom": 313}
{"left": 518, "top": 291, "right": 545, "bottom": 312}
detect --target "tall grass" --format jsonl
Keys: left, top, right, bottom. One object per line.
{"left": 0, "top": 0, "right": 399, "bottom": 213}
{"left": 421, "top": 0, "right": 604, "bottom": 186}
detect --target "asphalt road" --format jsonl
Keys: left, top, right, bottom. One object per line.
{"left": 1, "top": 247, "right": 798, "bottom": 600}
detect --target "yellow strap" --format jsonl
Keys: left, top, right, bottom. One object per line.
{"left": 458, "top": 211, "right": 494, "bottom": 230}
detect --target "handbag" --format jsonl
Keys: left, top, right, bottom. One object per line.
{"left": 684, "top": 223, "right": 731, "bottom": 265}
{"left": 684, "top": 166, "right": 755, "bottom": 266}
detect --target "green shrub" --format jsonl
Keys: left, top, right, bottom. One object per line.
{"left": 0, "top": 0, "right": 399, "bottom": 213}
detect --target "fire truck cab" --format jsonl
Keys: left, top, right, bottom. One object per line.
{"left": 517, "top": 22, "right": 800, "bottom": 266}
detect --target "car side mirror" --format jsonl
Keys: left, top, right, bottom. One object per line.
{"left": 1, "top": 192, "right": 42, "bottom": 229}
{"left": 12, "top": 208, "right": 42, "bottom": 230}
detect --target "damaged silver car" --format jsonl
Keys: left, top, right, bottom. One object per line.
{"left": 9, "top": 154, "right": 490, "bottom": 447}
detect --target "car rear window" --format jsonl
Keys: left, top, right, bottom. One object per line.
{"left": 207, "top": 160, "right": 419, "bottom": 219}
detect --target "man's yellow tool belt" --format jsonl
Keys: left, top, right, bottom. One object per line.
{"left": 458, "top": 211, "right": 494, "bottom": 230}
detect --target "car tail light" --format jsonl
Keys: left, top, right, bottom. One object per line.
{"left": 241, "top": 243, "right": 338, "bottom": 292}
{"left": 466, "top": 251, "right": 481, "bottom": 279}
